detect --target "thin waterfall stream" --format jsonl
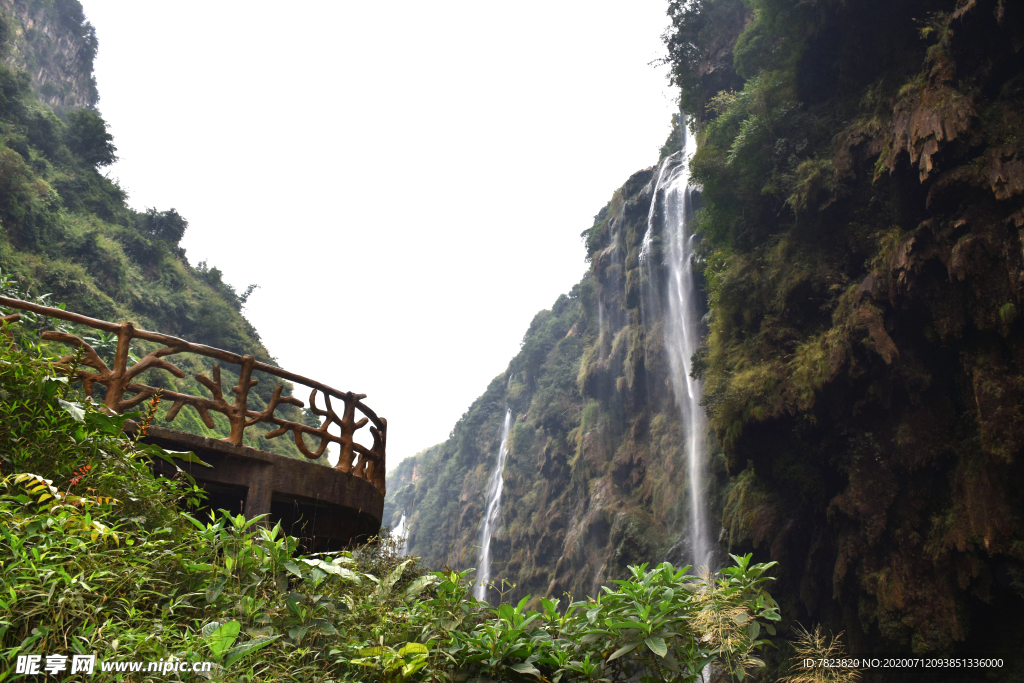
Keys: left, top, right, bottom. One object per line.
{"left": 394, "top": 513, "right": 409, "bottom": 558}
{"left": 641, "top": 127, "right": 713, "bottom": 570}
{"left": 475, "top": 407, "right": 513, "bottom": 601}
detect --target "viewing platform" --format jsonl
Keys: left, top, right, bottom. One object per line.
{"left": 0, "top": 296, "right": 386, "bottom": 549}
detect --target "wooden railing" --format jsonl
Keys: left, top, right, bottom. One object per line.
{"left": 0, "top": 296, "right": 386, "bottom": 495}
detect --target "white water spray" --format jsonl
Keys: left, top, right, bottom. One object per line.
{"left": 642, "top": 127, "right": 713, "bottom": 570}
{"left": 475, "top": 408, "right": 513, "bottom": 601}
{"left": 640, "top": 154, "right": 676, "bottom": 261}
{"left": 394, "top": 513, "right": 409, "bottom": 558}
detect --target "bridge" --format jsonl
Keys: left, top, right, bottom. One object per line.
{"left": 0, "top": 296, "right": 386, "bottom": 549}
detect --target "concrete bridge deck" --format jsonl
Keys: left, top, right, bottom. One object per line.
{"left": 142, "top": 425, "right": 382, "bottom": 549}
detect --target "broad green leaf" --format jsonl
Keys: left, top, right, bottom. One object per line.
{"left": 607, "top": 640, "right": 641, "bottom": 662}
{"left": 316, "top": 559, "right": 344, "bottom": 575}
{"left": 57, "top": 399, "right": 84, "bottom": 422}
{"left": 206, "top": 577, "right": 227, "bottom": 605}
{"left": 180, "top": 513, "right": 208, "bottom": 532}
{"left": 377, "top": 558, "right": 412, "bottom": 598}
{"left": 510, "top": 662, "right": 541, "bottom": 677}
{"left": 285, "top": 594, "right": 303, "bottom": 617}
{"left": 336, "top": 567, "right": 360, "bottom": 583}
{"left": 403, "top": 574, "right": 438, "bottom": 599}
{"left": 397, "top": 642, "right": 429, "bottom": 657}
{"left": 164, "top": 449, "right": 213, "bottom": 467}
{"left": 208, "top": 620, "right": 240, "bottom": 657}
{"left": 402, "top": 659, "right": 428, "bottom": 677}
{"left": 299, "top": 558, "right": 360, "bottom": 583}
{"left": 283, "top": 561, "right": 305, "bottom": 579}
{"left": 43, "top": 376, "right": 68, "bottom": 399}
{"left": 224, "top": 635, "right": 281, "bottom": 668}
{"left": 440, "top": 617, "right": 463, "bottom": 630}
{"left": 85, "top": 411, "right": 128, "bottom": 436}
{"left": 644, "top": 636, "right": 667, "bottom": 658}
{"left": 348, "top": 658, "right": 375, "bottom": 667}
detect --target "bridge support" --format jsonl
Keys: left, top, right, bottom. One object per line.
{"left": 139, "top": 424, "right": 382, "bottom": 549}
{"left": 242, "top": 468, "right": 274, "bottom": 519}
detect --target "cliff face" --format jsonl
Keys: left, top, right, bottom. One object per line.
{"left": 389, "top": 0, "right": 1024, "bottom": 669}
{"left": 0, "top": 0, "right": 97, "bottom": 114}
{"left": 385, "top": 159, "right": 721, "bottom": 603}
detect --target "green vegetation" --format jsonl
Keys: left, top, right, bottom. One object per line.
{"left": 0, "top": 337, "right": 785, "bottom": 681}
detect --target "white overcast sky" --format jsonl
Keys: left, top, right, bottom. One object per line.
{"left": 78, "top": 1, "right": 677, "bottom": 469}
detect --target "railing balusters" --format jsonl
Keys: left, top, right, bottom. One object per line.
{"left": 0, "top": 296, "right": 387, "bottom": 494}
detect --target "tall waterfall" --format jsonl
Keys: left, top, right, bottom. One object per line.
{"left": 641, "top": 127, "right": 713, "bottom": 570}
{"left": 394, "top": 513, "right": 409, "bottom": 558}
{"left": 474, "top": 408, "right": 513, "bottom": 601}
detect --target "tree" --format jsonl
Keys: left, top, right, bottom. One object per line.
{"left": 137, "top": 207, "right": 188, "bottom": 243}
{"left": 65, "top": 108, "right": 116, "bottom": 167}
{"left": 662, "top": 0, "right": 747, "bottom": 121}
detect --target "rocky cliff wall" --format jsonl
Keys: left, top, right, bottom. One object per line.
{"left": 0, "top": 0, "right": 98, "bottom": 114}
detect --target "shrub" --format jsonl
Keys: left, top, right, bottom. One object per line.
{"left": 65, "top": 108, "right": 117, "bottom": 168}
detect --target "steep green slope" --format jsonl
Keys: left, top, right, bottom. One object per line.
{"left": 389, "top": 0, "right": 1024, "bottom": 668}
{"left": 0, "top": 0, "right": 321, "bottom": 460}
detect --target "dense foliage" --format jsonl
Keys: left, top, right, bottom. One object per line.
{"left": 0, "top": 338, "right": 788, "bottom": 682}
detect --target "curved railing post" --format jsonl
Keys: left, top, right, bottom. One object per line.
{"left": 227, "top": 355, "right": 255, "bottom": 445}
{"left": 105, "top": 321, "right": 135, "bottom": 411}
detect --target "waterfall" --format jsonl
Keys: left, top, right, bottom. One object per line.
{"left": 474, "top": 408, "right": 513, "bottom": 602}
{"left": 394, "top": 513, "right": 409, "bottom": 558}
{"left": 641, "top": 125, "right": 713, "bottom": 570}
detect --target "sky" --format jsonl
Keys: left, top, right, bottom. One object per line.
{"left": 77, "top": 1, "right": 678, "bottom": 470}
